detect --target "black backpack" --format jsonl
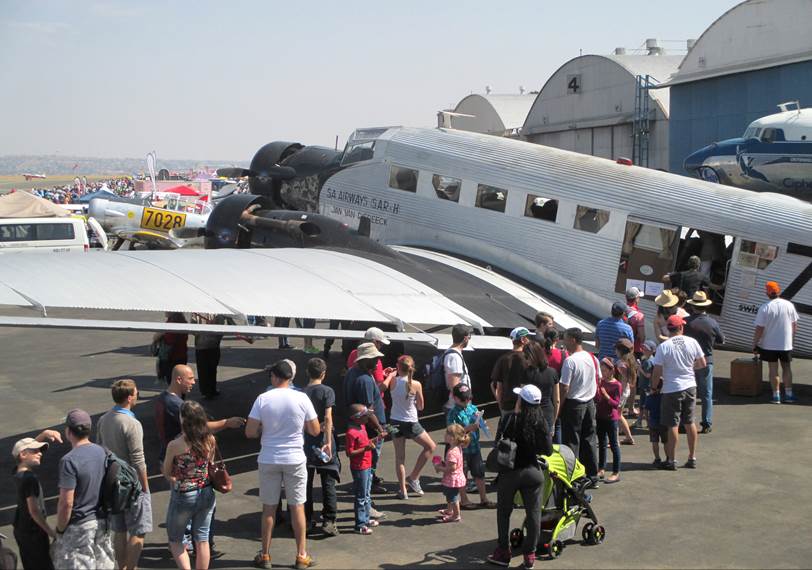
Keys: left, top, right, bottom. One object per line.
{"left": 101, "top": 451, "right": 142, "bottom": 515}
{"left": 425, "top": 348, "right": 468, "bottom": 406}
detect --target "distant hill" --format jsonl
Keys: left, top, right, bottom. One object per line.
{"left": 0, "top": 155, "right": 248, "bottom": 176}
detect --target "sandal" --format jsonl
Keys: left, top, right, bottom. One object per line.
{"left": 461, "top": 502, "right": 479, "bottom": 510}
{"left": 368, "top": 519, "right": 380, "bottom": 527}
{"left": 438, "top": 508, "right": 452, "bottom": 516}
{"left": 479, "top": 500, "right": 496, "bottom": 509}
{"left": 621, "top": 438, "right": 636, "bottom": 445}
{"left": 439, "top": 514, "right": 461, "bottom": 523}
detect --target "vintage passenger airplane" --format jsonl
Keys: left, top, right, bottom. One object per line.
{"left": 0, "top": 126, "right": 809, "bottom": 356}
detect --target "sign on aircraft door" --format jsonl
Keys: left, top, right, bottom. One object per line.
{"left": 615, "top": 219, "right": 679, "bottom": 299}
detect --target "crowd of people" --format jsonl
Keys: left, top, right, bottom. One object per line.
{"left": 9, "top": 273, "right": 799, "bottom": 570}
{"left": 30, "top": 178, "right": 134, "bottom": 204}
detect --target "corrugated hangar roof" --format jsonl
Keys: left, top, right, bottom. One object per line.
{"left": 663, "top": 0, "right": 812, "bottom": 86}
{"left": 449, "top": 94, "right": 534, "bottom": 135}
{"left": 607, "top": 54, "right": 682, "bottom": 114}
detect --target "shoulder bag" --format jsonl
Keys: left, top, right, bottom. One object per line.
{"left": 208, "top": 442, "right": 232, "bottom": 493}
{"left": 485, "top": 414, "right": 517, "bottom": 473}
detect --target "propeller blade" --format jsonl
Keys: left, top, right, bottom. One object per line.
{"left": 169, "top": 227, "right": 205, "bottom": 240}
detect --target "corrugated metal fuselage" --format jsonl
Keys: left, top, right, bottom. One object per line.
{"left": 316, "top": 127, "right": 812, "bottom": 357}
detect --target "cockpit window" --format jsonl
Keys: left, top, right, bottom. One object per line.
{"left": 475, "top": 184, "right": 508, "bottom": 213}
{"left": 760, "top": 128, "right": 785, "bottom": 143}
{"left": 342, "top": 141, "right": 375, "bottom": 166}
{"left": 432, "top": 175, "right": 461, "bottom": 202}
{"left": 388, "top": 165, "right": 418, "bottom": 192}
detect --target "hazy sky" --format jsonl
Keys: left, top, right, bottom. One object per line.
{"left": 0, "top": 0, "right": 741, "bottom": 160}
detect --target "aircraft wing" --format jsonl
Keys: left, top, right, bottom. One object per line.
{"left": 109, "top": 227, "right": 181, "bottom": 249}
{"left": 0, "top": 247, "right": 594, "bottom": 341}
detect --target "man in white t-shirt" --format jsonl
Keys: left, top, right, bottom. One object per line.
{"left": 558, "top": 328, "right": 599, "bottom": 485}
{"left": 652, "top": 315, "right": 707, "bottom": 471}
{"left": 753, "top": 281, "right": 800, "bottom": 404}
{"left": 444, "top": 324, "right": 472, "bottom": 413}
{"left": 246, "top": 360, "right": 320, "bottom": 569}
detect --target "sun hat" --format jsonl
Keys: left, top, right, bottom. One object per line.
{"left": 356, "top": 342, "right": 384, "bottom": 361}
{"left": 655, "top": 290, "right": 679, "bottom": 308}
{"left": 687, "top": 291, "right": 713, "bottom": 307}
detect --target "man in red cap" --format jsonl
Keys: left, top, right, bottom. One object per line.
{"left": 651, "top": 315, "right": 707, "bottom": 471}
{"left": 753, "top": 281, "right": 800, "bottom": 404}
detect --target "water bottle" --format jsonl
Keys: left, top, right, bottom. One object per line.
{"left": 312, "top": 446, "right": 330, "bottom": 463}
{"left": 478, "top": 413, "right": 492, "bottom": 439}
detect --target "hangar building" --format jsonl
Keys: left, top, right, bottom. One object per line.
{"left": 442, "top": 93, "right": 535, "bottom": 137}
{"left": 521, "top": 46, "right": 682, "bottom": 171}
{"left": 663, "top": 0, "right": 812, "bottom": 174}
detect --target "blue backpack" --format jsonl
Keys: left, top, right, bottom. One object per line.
{"left": 425, "top": 348, "right": 468, "bottom": 406}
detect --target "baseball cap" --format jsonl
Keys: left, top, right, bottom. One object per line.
{"left": 611, "top": 301, "right": 627, "bottom": 316}
{"left": 356, "top": 342, "right": 384, "bottom": 361}
{"left": 12, "top": 438, "right": 48, "bottom": 459}
{"left": 666, "top": 315, "right": 685, "bottom": 329}
{"left": 452, "top": 383, "right": 472, "bottom": 401}
{"left": 513, "top": 384, "right": 542, "bottom": 405}
{"left": 765, "top": 281, "right": 781, "bottom": 296}
{"left": 643, "top": 340, "right": 657, "bottom": 353}
{"left": 66, "top": 408, "right": 92, "bottom": 431}
{"left": 625, "top": 287, "right": 642, "bottom": 300}
{"left": 509, "top": 327, "right": 531, "bottom": 342}
{"left": 364, "top": 327, "right": 390, "bottom": 345}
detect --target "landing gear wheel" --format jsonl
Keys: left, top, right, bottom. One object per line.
{"left": 581, "top": 523, "right": 595, "bottom": 544}
{"left": 592, "top": 525, "right": 606, "bottom": 545}
{"left": 549, "top": 540, "right": 564, "bottom": 559}
{"left": 509, "top": 527, "right": 524, "bottom": 549}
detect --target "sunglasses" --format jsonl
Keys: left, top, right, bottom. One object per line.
{"left": 350, "top": 408, "right": 370, "bottom": 419}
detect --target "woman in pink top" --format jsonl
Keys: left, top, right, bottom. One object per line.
{"left": 434, "top": 424, "right": 469, "bottom": 523}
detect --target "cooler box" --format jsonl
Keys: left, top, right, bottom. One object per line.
{"left": 729, "top": 358, "right": 763, "bottom": 396}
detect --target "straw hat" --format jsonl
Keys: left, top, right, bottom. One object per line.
{"left": 687, "top": 291, "right": 713, "bottom": 307}
{"left": 655, "top": 289, "right": 679, "bottom": 308}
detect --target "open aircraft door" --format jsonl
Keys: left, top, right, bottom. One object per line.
{"left": 615, "top": 218, "right": 679, "bottom": 300}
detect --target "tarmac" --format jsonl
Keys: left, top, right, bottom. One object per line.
{"left": 1, "top": 318, "right": 811, "bottom": 569}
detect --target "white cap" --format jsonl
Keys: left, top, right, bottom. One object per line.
{"left": 513, "top": 384, "right": 542, "bottom": 405}
{"left": 364, "top": 327, "right": 390, "bottom": 345}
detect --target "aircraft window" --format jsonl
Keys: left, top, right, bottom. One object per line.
{"left": 475, "top": 184, "right": 508, "bottom": 213}
{"left": 35, "top": 223, "right": 75, "bottom": 240}
{"left": 0, "top": 224, "right": 33, "bottom": 242}
{"left": 524, "top": 194, "right": 558, "bottom": 222}
{"left": 432, "top": 175, "right": 461, "bottom": 202}
{"left": 761, "top": 128, "right": 785, "bottom": 143}
{"left": 574, "top": 205, "right": 610, "bottom": 233}
{"left": 388, "top": 165, "right": 418, "bottom": 192}
{"left": 739, "top": 239, "right": 778, "bottom": 270}
{"left": 342, "top": 141, "right": 375, "bottom": 166}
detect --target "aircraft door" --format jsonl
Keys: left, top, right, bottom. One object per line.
{"left": 615, "top": 219, "right": 679, "bottom": 300}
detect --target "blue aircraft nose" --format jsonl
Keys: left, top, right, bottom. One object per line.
{"left": 684, "top": 143, "right": 716, "bottom": 175}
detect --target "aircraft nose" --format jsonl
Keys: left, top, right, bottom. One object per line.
{"left": 683, "top": 144, "right": 715, "bottom": 174}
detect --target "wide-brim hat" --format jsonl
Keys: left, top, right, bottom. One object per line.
{"left": 655, "top": 289, "right": 679, "bottom": 308}
{"left": 687, "top": 291, "right": 713, "bottom": 307}
{"left": 356, "top": 342, "right": 384, "bottom": 361}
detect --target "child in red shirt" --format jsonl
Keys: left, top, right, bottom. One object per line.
{"left": 345, "top": 404, "right": 379, "bottom": 534}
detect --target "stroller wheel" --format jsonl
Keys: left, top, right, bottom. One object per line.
{"left": 582, "top": 523, "right": 595, "bottom": 544}
{"left": 549, "top": 540, "right": 564, "bottom": 559}
{"left": 592, "top": 525, "right": 606, "bottom": 545}
{"left": 509, "top": 527, "right": 524, "bottom": 549}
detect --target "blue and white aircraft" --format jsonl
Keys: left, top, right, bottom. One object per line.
{"left": 684, "top": 102, "right": 812, "bottom": 201}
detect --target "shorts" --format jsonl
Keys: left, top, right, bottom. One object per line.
{"left": 464, "top": 450, "right": 485, "bottom": 480}
{"left": 442, "top": 485, "right": 462, "bottom": 503}
{"left": 391, "top": 419, "right": 425, "bottom": 439}
{"left": 166, "top": 486, "right": 215, "bottom": 543}
{"left": 52, "top": 518, "right": 115, "bottom": 570}
{"left": 259, "top": 462, "right": 308, "bottom": 506}
{"left": 661, "top": 387, "right": 696, "bottom": 427}
{"left": 110, "top": 491, "right": 153, "bottom": 536}
{"left": 648, "top": 425, "right": 668, "bottom": 444}
{"left": 758, "top": 349, "right": 792, "bottom": 363}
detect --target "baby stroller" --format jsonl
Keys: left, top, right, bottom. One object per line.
{"left": 509, "top": 444, "right": 605, "bottom": 558}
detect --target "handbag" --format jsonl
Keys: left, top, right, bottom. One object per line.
{"left": 485, "top": 414, "right": 517, "bottom": 473}
{"left": 208, "top": 443, "right": 232, "bottom": 493}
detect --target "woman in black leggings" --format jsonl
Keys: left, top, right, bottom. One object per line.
{"left": 487, "top": 384, "right": 552, "bottom": 569}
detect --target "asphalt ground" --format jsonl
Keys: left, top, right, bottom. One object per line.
{"left": 1, "top": 320, "right": 811, "bottom": 569}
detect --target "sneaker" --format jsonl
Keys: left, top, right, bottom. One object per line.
{"left": 295, "top": 553, "right": 316, "bottom": 569}
{"left": 652, "top": 458, "right": 663, "bottom": 468}
{"left": 253, "top": 552, "right": 272, "bottom": 569}
{"left": 396, "top": 489, "right": 409, "bottom": 500}
{"left": 684, "top": 458, "right": 697, "bottom": 469}
{"left": 355, "top": 526, "right": 373, "bottom": 535}
{"left": 322, "top": 520, "right": 339, "bottom": 536}
{"left": 771, "top": 394, "right": 782, "bottom": 404}
{"left": 303, "top": 345, "right": 321, "bottom": 354}
{"left": 700, "top": 424, "right": 712, "bottom": 434}
{"left": 369, "top": 507, "right": 386, "bottom": 519}
{"left": 522, "top": 553, "right": 536, "bottom": 569}
{"left": 661, "top": 460, "right": 677, "bottom": 471}
{"left": 784, "top": 394, "right": 798, "bottom": 403}
{"left": 487, "top": 547, "right": 512, "bottom": 566}
{"left": 406, "top": 476, "right": 424, "bottom": 496}
{"left": 368, "top": 519, "right": 380, "bottom": 527}
{"left": 466, "top": 480, "right": 478, "bottom": 493}
{"left": 372, "top": 483, "right": 388, "bottom": 494}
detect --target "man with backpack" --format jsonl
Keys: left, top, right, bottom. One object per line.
{"left": 53, "top": 409, "right": 115, "bottom": 570}
{"left": 97, "top": 379, "right": 151, "bottom": 570}
{"left": 442, "top": 324, "right": 473, "bottom": 414}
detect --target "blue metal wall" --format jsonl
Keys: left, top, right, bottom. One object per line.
{"left": 669, "top": 59, "right": 812, "bottom": 173}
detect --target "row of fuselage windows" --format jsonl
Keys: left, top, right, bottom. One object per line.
{"left": 387, "top": 164, "right": 610, "bottom": 233}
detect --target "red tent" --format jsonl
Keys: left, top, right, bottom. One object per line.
{"left": 163, "top": 185, "right": 200, "bottom": 196}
